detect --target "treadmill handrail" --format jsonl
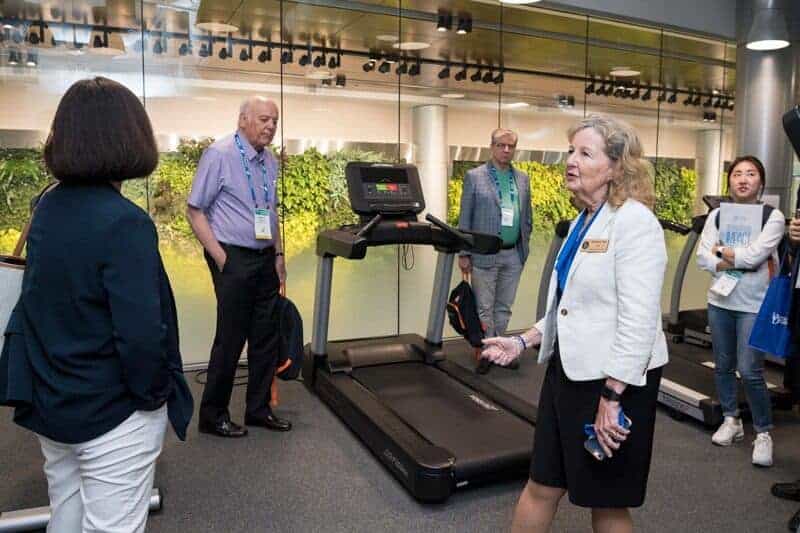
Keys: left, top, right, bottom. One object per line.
{"left": 659, "top": 218, "right": 691, "bottom": 235}
{"left": 425, "top": 213, "right": 474, "bottom": 248}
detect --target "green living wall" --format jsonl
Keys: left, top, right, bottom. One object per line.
{"left": 0, "top": 147, "right": 695, "bottom": 256}
{"left": 447, "top": 160, "right": 697, "bottom": 231}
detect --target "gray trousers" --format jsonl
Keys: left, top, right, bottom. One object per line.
{"left": 471, "top": 248, "right": 524, "bottom": 338}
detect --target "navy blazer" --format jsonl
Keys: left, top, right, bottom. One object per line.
{"left": 0, "top": 183, "right": 193, "bottom": 443}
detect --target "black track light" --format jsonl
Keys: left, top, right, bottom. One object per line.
{"left": 470, "top": 68, "right": 482, "bottom": 82}
{"left": 363, "top": 60, "right": 376, "bottom": 72}
{"left": 335, "top": 74, "right": 346, "bottom": 88}
{"left": 727, "top": 99, "right": 734, "bottom": 111}
{"left": 328, "top": 51, "right": 340, "bottom": 69}
{"left": 280, "top": 48, "right": 293, "bottom": 64}
{"left": 585, "top": 82, "right": 595, "bottom": 94}
{"left": 613, "top": 85, "right": 625, "bottom": 98}
{"left": 454, "top": 64, "right": 467, "bottom": 81}
{"left": 692, "top": 93, "right": 702, "bottom": 106}
{"left": 179, "top": 42, "right": 191, "bottom": 56}
{"left": 641, "top": 87, "right": 652, "bottom": 101}
{"left": 378, "top": 61, "right": 390, "bottom": 74}
{"left": 713, "top": 97, "right": 722, "bottom": 108}
{"left": 258, "top": 45, "right": 272, "bottom": 63}
{"left": 595, "top": 83, "right": 605, "bottom": 96}
{"left": 219, "top": 33, "right": 232, "bottom": 60}
{"left": 218, "top": 46, "right": 228, "bottom": 59}
{"left": 657, "top": 90, "right": 666, "bottom": 102}
{"left": 396, "top": 61, "right": 408, "bottom": 75}
{"left": 482, "top": 68, "right": 494, "bottom": 83}
{"left": 493, "top": 71, "right": 504, "bottom": 84}
{"left": 437, "top": 10, "right": 453, "bottom": 32}
{"left": 703, "top": 95, "right": 713, "bottom": 107}
{"left": 198, "top": 43, "right": 209, "bottom": 58}
{"left": 438, "top": 65, "right": 450, "bottom": 79}
{"left": 313, "top": 48, "right": 326, "bottom": 68}
{"left": 408, "top": 58, "right": 421, "bottom": 76}
{"left": 668, "top": 91, "right": 677, "bottom": 104}
{"left": 456, "top": 15, "right": 472, "bottom": 35}
{"left": 240, "top": 48, "right": 250, "bottom": 61}
{"left": 299, "top": 43, "right": 312, "bottom": 66}
{"left": 682, "top": 93, "right": 692, "bottom": 105}
{"left": 93, "top": 34, "right": 104, "bottom": 49}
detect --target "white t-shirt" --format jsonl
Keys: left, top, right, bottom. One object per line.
{"left": 696, "top": 206, "right": 785, "bottom": 313}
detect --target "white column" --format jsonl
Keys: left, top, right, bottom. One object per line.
{"left": 411, "top": 105, "right": 448, "bottom": 220}
{"left": 694, "top": 129, "right": 722, "bottom": 214}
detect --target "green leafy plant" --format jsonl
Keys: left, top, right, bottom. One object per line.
{"left": 654, "top": 163, "right": 697, "bottom": 226}
{"left": 0, "top": 149, "right": 51, "bottom": 244}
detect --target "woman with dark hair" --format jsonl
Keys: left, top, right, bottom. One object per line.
{"left": 696, "top": 155, "right": 785, "bottom": 467}
{"left": 0, "top": 77, "right": 193, "bottom": 532}
{"left": 482, "top": 115, "right": 668, "bottom": 532}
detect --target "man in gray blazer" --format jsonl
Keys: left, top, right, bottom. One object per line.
{"left": 458, "top": 128, "right": 532, "bottom": 371}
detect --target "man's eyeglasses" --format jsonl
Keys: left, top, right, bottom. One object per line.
{"left": 494, "top": 142, "right": 517, "bottom": 150}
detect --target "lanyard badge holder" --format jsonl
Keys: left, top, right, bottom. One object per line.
{"left": 489, "top": 165, "right": 517, "bottom": 228}
{"left": 234, "top": 133, "right": 273, "bottom": 240}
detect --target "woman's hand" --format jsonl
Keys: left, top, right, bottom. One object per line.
{"left": 593, "top": 396, "right": 629, "bottom": 459}
{"left": 481, "top": 337, "right": 522, "bottom": 366}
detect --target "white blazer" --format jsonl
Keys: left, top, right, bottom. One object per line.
{"left": 535, "top": 199, "right": 669, "bottom": 387}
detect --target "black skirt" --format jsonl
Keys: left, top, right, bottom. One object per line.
{"left": 530, "top": 349, "right": 662, "bottom": 508}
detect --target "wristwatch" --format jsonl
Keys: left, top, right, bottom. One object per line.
{"left": 601, "top": 385, "right": 623, "bottom": 403}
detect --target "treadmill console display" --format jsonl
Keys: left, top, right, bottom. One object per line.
{"left": 346, "top": 162, "right": 425, "bottom": 217}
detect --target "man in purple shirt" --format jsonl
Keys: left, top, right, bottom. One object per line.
{"left": 187, "top": 96, "right": 290, "bottom": 437}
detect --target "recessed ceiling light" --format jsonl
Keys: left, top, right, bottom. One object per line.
{"left": 441, "top": 93, "right": 465, "bottom": 99}
{"left": 504, "top": 102, "right": 530, "bottom": 109}
{"left": 392, "top": 41, "right": 430, "bottom": 51}
{"left": 610, "top": 67, "right": 640, "bottom": 77}
{"left": 305, "top": 70, "right": 333, "bottom": 80}
{"left": 746, "top": 39, "right": 790, "bottom": 51}
{"left": 195, "top": 22, "right": 239, "bottom": 33}
{"left": 376, "top": 34, "right": 399, "bottom": 42}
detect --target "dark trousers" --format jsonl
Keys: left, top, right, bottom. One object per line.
{"left": 200, "top": 243, "right": 280, "bottom": 425}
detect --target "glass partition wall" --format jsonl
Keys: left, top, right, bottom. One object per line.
{"left": 0, "top": 0, "right": 735, "bottom": 365}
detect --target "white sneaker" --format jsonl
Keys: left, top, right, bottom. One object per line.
{"left": 712, "top": 416, "right": 744, "bottom": 446}
{"left": 752, "top": 432, "right": 773, "bottom": 467}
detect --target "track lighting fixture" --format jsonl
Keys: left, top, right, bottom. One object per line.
{"left": 482, "top": 68, "right": 493, "bottom": 83}
{"left": 438, "top": 65, "right": 450, "bottom": 79}
{"left": 456, "top": 15, "right": 472, "bottom": 35}
{"left": 299, "top": 43, "right": 312, "bottom": 66}
{"left": 703, "top": 95, "right": 713, "bottom": 107}
{"left": 313, "top": 48, "right": 326, "bottom": 68}
{"left": 682, "top": 93, "right": 692, "bottom": 106}
{"left": 726, "top": 99, "right": 734, "bottom": 111}
{"left": 630, "top": 86, "right": 640, "bottom": 99}
{"left": 328, "top": 49, "right": 341, "bottom": 69}
{"left": 713, "top": 97, "right": 722, "bottom": 108}
{"left": 218, "top": 33, "right": 232, "bottom": 60}
{"left": 585, "top": 81, "right": 595, "bottom": 94}
{"left": 240, "top": 48, "right": 250, "bottom": 61}
{"left": 454, "top": 64, "right": 467, "bottom": 81}
{"left": 595, "top": 83, "right": 605, "bottom": 96}
{"left": 258, "top": 45, "right": 272, "bottom": 63}
{"left": 378, "top": 60, "right": 390, "bottom": 73}
{"left": 437, "top": 10, "right": 453, "bottom": 32}
{"left": 218, "top": 46, "right": 228, "bottom": 59}
{"left": 613, "top": 85, "right": 625, "bottom": 98}
{"left": 668, "top": 91, "right": 677, "bottom": 104}
{"left": 179, "top": 42, "right": 191, "bottom": 56}
{"left": 153, "top": 37, "right": 164, "bottom": 55}
{"left": 199, "top": 43, "right": 209, "bottom": 58}
{"left": 396, "top": 61, "right": 408, "bottom": 75}
{"left": 408, "top": 57, "right": 421, "bottom": 76}
{"left": 280, "top": 47, "right": 293, "bottom": 64}
{"left": 493, "top": 71, "right": 504, "bottom": 84}
{"left": 691, "top": 93, "right": 702, "bottom": 106}
{"left": 363, "top": 60, "right": 376, "bottom": 72}
{"left": 470, "top": 68, "right": 482, "bottom": 82}
{"left": 641, "top": 87, "right": 652, "bottom": 101}
{"left": 657, "top": 90, "right": 666, "bottom": 102}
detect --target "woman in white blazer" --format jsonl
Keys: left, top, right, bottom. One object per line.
{"left": 483, "top": 115, "right": 668, "bottom": 532}
{"left": 695, "top": 155, "right": 784, "bottom": 467}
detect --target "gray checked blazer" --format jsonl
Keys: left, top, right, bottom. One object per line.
{"left": 457, "top": 161, "right": 532, "bottom": 268}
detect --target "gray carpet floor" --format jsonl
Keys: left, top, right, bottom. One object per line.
{"left": 2, "top": 340, "right": 800, "bottom": 533}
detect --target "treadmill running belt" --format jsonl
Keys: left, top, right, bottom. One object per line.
{"left": 353, "top": 362, "right": 534, "bottom": 480}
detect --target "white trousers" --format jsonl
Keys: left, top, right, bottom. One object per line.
{"left": 37, "top": 405, "right": 168, "bottom": 533}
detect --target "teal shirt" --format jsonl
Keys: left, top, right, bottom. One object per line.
{"left": 496, "top": 167, "right": 521, "bottom": 247}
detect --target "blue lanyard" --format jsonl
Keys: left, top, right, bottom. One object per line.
{"left": 488, "top": 163, "right": 517, "bottom": 203}
{"left": 234, "top": 133, "right": 270, "bottom": 209}
{"left": 555, "top": 203, "right": 605, "bottom": 297}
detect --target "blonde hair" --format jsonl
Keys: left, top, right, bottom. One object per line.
{"left": 567, "top": 115, "right": 655, "bottom": 210}
{"left": 490, "top": 128, "right": 518, "bottom": 146}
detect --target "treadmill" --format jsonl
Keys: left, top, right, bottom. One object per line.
{"left": 303, "top": 162, "right": 538, "bottom": 503}
{"left": 658, "top": 214, "right": 791, "bottom": 426}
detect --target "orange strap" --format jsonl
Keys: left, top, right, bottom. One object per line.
{"left": 12, "top": 182, "right": 58, "bottom": 258}
{"left": 767, "top": 257, "right": 776, "bottom": 280}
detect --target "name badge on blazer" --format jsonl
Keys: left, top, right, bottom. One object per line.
{"left": 580, "top": 239, "right": 609, "bottom": 253}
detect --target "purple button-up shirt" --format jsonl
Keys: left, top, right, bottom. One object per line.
{"left": 188, "top": 133, "right": 279, "bottom": 250}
